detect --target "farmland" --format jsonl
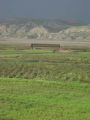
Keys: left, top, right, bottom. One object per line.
{"left": 0, "top": 44, "right": 90, "bottom": 82}
{"left": 0, "top": 44, "right": 90, "bottom": 120}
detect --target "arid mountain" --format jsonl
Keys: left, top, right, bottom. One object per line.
{"left": 0, "top": 18, "right": 89, "bottom": 41}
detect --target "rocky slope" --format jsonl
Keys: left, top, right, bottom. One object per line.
{"left": 0, "top": 18, "right": 90, "bottom": 41}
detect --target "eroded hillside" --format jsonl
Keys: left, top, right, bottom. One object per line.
{"left": 0, "top": 18, "right": 90, "bottom": 41}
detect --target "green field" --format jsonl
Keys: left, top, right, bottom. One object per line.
{"left": 0, "top": 78, "right": 90, "bottom": 120}
{"left": 0, "top": 44, "right": 90, "bottom": 120}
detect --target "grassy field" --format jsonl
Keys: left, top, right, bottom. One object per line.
{"left": 0, "top": 78, "right": 90, "bottom": 120}
{"left": 0, "top": 45, "right": 90, "bottom": 82}
{"left": 0, "top": 44, "right": 90, "bottom": 120}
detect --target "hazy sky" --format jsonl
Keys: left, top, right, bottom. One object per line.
{"left": 0, "top": 0, "right": 90, "bottom": 23}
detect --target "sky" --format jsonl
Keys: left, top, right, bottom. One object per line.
{"left": 0, "top": 0, "right": 90, "bottom": 23}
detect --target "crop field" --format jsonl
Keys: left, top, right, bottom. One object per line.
{"left": 0, "top": 44, "right": 90, "bottom": 120}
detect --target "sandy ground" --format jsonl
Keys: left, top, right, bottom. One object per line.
{"left": 0, "top": 38, "right": 90, "bottom": 48}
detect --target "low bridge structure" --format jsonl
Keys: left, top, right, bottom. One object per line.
{"left": 31, "top": 43, "right": 61, "bottom": 51}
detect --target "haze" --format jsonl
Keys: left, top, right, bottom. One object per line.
{"left": 0, "top": 0, "right": 90, "bottom": 23}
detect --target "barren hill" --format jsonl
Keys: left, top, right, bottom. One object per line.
{"left": 0, "top": 18, "right": 90, "bottom": 44}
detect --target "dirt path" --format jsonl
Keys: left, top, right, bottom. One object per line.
{"left": 0, "top": 38, "right": 90, "bottom": 48}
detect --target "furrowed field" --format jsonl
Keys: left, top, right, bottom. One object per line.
{"left": 0, "top": 44, "right": 90, "bottom": 120}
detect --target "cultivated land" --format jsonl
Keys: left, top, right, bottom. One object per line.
{"left": 0, "top": 78, "right": 90, "bottom": 120}
{"left": 0, "top": 44, "right": 90, "bottom": 120}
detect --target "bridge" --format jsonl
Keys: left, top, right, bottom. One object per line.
{"left": 31, "top": 43, "right": 61, "bottom": 51}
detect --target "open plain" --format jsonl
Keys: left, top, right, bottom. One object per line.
{"left": 0, "top": 44, "right": 90, "bottom": 120}
{"left": 0, "top": 19, "right": 90, "bottom": 120}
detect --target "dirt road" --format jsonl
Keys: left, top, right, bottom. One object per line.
{"left": 0, "top": 38, "right": 90, "bottom": 48}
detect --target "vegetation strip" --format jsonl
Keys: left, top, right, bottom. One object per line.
{"left": 0, "top": 77, "right": 90, "bottom": 120}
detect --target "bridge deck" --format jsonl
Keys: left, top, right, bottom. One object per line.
{"left": 31, "top": 43, "right": 60, "bottom": 50}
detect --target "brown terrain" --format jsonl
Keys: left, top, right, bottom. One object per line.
{"left": 0, "top": 18, "right": 90, "bottom": 48}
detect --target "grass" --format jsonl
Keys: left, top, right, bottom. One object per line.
{"left": 0, "top": 78, "right": 90, "bottom": 120}
{"left": 0, "top": 44, "right": 90, "bottom": 120}
{"left": 0, "top": 45, "right": 90, "bottom": 82}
